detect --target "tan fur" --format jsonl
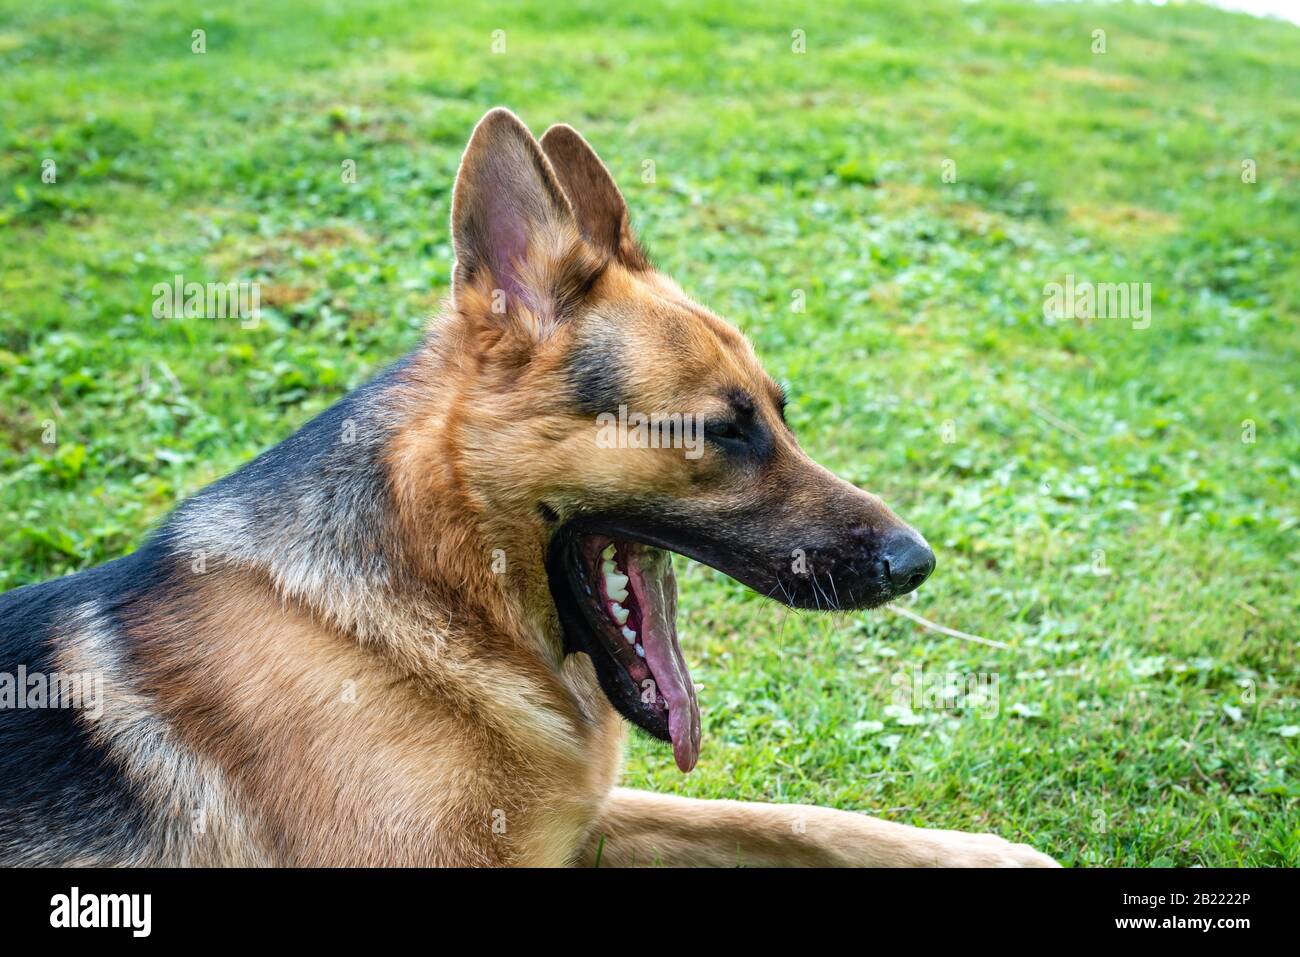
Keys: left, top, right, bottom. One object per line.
{"left": 110, "top": 566, "right": 623, "bottom": 866}
{"left": 34, "top": 109, "right": 1055, "bottom": 867}
{"left": 54, "top": 602, "right": 272, "bottom": 866}
{"left": 581, "top": 789, "right": 1055, "bottom": 867}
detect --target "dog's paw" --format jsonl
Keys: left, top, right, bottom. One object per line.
{"left": 929, "top": 830, "right": 1060, "bottom": 868}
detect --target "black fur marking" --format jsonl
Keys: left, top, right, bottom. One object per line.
{"left": 705, "top": 389, "right": 775, "bottom": 463}
{"left": 561, "top": 501, "right": 902, "bottom": 614}
{"left": 161, "top": 352, "right": 417, "bottom": 602}
{"left": 0, "top": 541, "right": 179, "bottom": 865}
{"left": 0, "top": 354, "right": 419, "bottom": 864}
{"left": 726, "top": 388, "right": 755, "bottom": 417}
{"left": 568, "top": 338, "right": 624, "bottom": 416}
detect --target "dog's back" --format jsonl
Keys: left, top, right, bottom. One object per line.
{"left": 0, "top": 355, "right": 431, "bottom": 866}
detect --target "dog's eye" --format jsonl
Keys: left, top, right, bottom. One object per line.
{"left": 705, "top": 421, "right": 747, "bottom": 444}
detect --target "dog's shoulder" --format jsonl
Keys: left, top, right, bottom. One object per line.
{"left": 0, "top": 544, "right": 176, "bottom": 865}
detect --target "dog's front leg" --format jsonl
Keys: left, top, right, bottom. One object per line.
{"left": 577, "top": 788, "right": 1058, "bottom": 867}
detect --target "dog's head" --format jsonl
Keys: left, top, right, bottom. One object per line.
{"left": 437, "top": 108, "right": 933, "bottom": 771}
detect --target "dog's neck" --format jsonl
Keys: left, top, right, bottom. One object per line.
{"left": 386, "top": 334, "right": 562, "bottom": 657}
{"left": 165, "top": 333, "right": 563, "bottom": 670}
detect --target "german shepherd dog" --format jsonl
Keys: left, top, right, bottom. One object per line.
{"left": 0, "top": 109, "right": 1057, "bottom": 867}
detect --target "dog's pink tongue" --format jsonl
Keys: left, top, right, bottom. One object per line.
{"left": 624, "top": 546, "right": 700, "bottom": 773}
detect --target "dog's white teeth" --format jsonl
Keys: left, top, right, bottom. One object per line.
{"left": 634, "top": 643, "right": 645, "bottom": 658}
{"left": 622, "top": 626, "right": 637, "bottom": 644}
{"left": 609, "top": 602, "right": 629, "bottom": 625}
{"left": 598, "top": 548, "right": 630, "bottom": 601}
{"left": 605, "top": 570, "right": 629, "bottom": 602}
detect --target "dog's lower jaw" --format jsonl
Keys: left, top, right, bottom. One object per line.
{"left": 546, "top": 526, "right": 703, "bottom": 772}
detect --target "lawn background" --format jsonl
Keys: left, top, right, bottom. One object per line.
{"left": 1, "top": 0, "right": 1296, "bottom": 865}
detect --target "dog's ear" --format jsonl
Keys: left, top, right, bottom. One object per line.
{"left": 451, "top": 108, "right": 591, "bottom": 321}
{"left": 540, "top": 124, "right": 651, "bottom": 271}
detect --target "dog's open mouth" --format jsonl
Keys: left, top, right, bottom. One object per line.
{"left": 546, "top": 508, "right": 932, "bottom": 772}
{"left": 548, "top": 531, "right": 701, "bottom": 772}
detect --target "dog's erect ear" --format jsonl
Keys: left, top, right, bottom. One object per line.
{"left": 540, "top": 124, "right": 651, "bottom": 271}
{"left": 451, "top": 108, "right": 581, "bottom": 312}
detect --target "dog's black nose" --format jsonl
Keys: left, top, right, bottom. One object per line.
{"left": 881, "top": 529, "right": 935, "bottom": 596}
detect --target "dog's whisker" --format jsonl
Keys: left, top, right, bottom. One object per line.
{"left": 812, "top": 571, "right": 833, "bottom": 613}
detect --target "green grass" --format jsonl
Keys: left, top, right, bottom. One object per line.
{"left": 1, "top": 0, "right": 1297, "bottom": 866}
